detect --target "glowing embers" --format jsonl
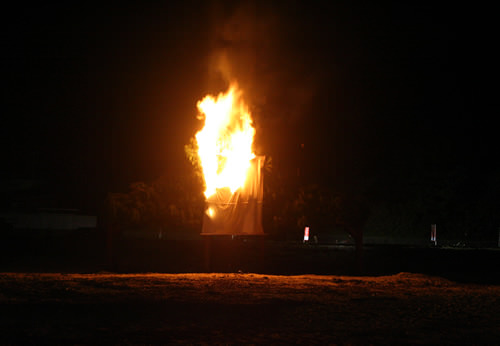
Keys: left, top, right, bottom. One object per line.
{"left": 206, "top": 207, "right": 215, "bottom": 218}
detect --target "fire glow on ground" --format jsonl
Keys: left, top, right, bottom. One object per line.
{"left": 1, "top": 272, "right": 499, "bottom": 344}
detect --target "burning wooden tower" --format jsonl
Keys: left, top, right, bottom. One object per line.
{"left": 193, "top": 83, "right": 264, "bottom": 236}
{"left": 201, "top": 155, "right": 264, "bottom": 235}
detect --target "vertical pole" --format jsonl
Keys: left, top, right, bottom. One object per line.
{"left": 431, "top": 224, "right": 437, "bottom": 246}
{"left": 203, "top": 236, "right": 212, "bottom": 272}
{"left": 355, "top": 231, "right": 364, "bottom": 275}
{"left": 106, "top": 223, "right": 114, "bottom": 269}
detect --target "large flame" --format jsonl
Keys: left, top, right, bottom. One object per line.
{"left": 195, "top": 83, "right": 256, "bottom": 199}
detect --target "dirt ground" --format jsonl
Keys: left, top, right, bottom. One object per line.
{"left": 1, "top": 272, "right": 499, "bottom": 344}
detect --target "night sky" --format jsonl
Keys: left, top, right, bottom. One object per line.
{"left": 1, "top": 2, "right": 482, "bottom": 213}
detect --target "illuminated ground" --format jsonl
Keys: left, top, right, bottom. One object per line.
{"left": 1, "top": 272, "right": 499, "bottom": 344}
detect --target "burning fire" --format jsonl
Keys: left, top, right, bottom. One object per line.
{"left": 195, "top": 83, "right": 256, "bottom": 199}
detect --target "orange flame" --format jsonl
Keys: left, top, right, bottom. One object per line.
{"left": 195, "top": 83, "right": 256, "bottom": 199}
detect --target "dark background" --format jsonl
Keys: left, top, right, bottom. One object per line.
{"left": 1, "top": 2, "right": 494, "bottom": 240}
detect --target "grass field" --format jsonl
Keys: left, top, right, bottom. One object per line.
{"left": 0, "top": 232, "right": 499, "bottom": 343}
{"left": 1, "top": 272, "right": 499, "bottom": 344}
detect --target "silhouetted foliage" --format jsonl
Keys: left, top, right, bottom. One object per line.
{"left": 184, "top": 137, "right": 204, "bottom": 183}
{"left": 365, "top": 164, "right": 500, "bottom": 245}
{"left": 105, "top": 173, "right": 204, "bottom": 234}
{"left": 262, "top": 166, "right": 370, "bottom": 244}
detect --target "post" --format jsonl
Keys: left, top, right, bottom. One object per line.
{"left": 203, "top": 236, "right": 212, "bottom": 272}
{"left": 431, "top": 224, "right": 437, "bottom": 246}
{"left": 354, "top": 231, "right": 364, "bottom": 274}
{"left": 303, "top": 226, "right": 309, "bottom": 243}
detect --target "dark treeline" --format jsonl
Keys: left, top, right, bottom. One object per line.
{"left": 102, "top": 152, "right": 500, "bottom": 246}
